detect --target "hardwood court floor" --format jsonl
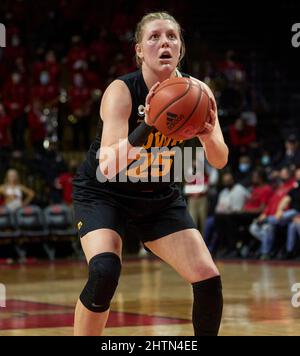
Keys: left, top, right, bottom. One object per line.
{"left": 0, "top": 257, "right": 300, "bottom": 336}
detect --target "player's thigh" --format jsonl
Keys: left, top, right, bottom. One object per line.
{"left": 145, "top": 228, "right": 219, "bottom": 283}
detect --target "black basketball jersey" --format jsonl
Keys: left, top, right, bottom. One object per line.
{"left": 82, "top": 69, "right": 189, "bottom": 194}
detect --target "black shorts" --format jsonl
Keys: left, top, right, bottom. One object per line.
{"left": 73, "top": 164, "right": 196, "bottom": 243}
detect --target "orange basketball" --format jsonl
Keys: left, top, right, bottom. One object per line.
{"left": 148, "top": 77, "right": 212, "bottom": 140}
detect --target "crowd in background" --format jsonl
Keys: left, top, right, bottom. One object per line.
{"left": 1, "top": 0, "right": 300, "bottom": 261}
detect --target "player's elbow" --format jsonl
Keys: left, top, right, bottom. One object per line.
{"left": 213, "top": 146, "right": 229, "bottom": 170}
{"left": 214, "top": 160, "right": 227, "bottom": 170}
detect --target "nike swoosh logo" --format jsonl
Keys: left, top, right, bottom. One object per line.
{"left": 92, "top": 303, "right": 105, "bottom": 308}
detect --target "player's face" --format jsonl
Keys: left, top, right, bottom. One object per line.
{"left": 137, "top": 19, "right": 181, "bottom": 74}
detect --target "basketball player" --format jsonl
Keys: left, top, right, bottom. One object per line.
{"left": 73, "top": 12, "right": 228, "bottom": 336}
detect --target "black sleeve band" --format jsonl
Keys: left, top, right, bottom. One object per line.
{"left": 127, "top": 121, "right": 154, "bottom": 147}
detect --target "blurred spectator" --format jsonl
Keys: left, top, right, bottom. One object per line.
{"left": 243, "top": 170, "right": 273, "bottom": 213}
{"left": 260, "top": 149, "right": 273, "bottom": 171}
{"left": 4, "top": 33, "right": 26, "bottom": 64}
{"left": 184, "top": 159, "right": 208, "bottom": 234}
{"left": 286, "top": 217, "right": 300, "bottom": 259}
{"left": 66, "top": 35, "right": 88, "bottom": 72}
{"left": 54, "top": 159, "right": 78, "bottom": 205}
{"left": 32, "top": 141, "right": 67, "bottom": 203}
{"left": 0, "top": 169, "right": 35, "bottom": 212}
{"left": 215, "top": 173, "right": 249, "bottom": 214}
{"left": 217, "top": 50, "right": 246, "bottom": 84}
{"left": 249, "top": 167, "right": 296, "bottom": 259}
{"left": 0, "top": 103, "right": 12, "bottom": 177}
{"left": 0, "top": 102, "right": 12, "bottom": 150}
{"left": 235, "top": 154, "right": 253, "bottom": 187}
{"left": 229, "top": 117, "right": 257, "bottom": 164}
{"left": 228, "top": 169, "right": 273, "bottom": 258}
{"left": 2, "top": 72, "right": 28, "bottom": 150}
{"left": 273, "top": 134, "right": 300, "bottom": 170}
{"left": 31, "top": 70, "right": 60, "bottom": 108}
{"left": 270, "top": 167, "right": 300, "bottom": 259}
{"left": 68, "top": 73, "right": 93, "bottom": 149}
{"left": 213, "top": 172, "right": 250, "bottom": 256}
{"left": 33, "top": 50, "right": 60, "bottom": 84}
{"left": 27, "top": 99, "right": 47, "bottom": 152}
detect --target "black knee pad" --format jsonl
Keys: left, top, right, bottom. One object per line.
{"left": 80, "top": 252, "right": 121, "bottom": 313}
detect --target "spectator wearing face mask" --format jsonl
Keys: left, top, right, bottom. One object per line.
{"left": 260, "top": 149, "right": 273, "bottom": 172}
{"left": 33, "top": 50, "right": 60, "bottom": 84}
{"left": 31, "top": 70, "right": 60, "bottom": 109}
{"left": 235, "top": 154, "right": 253, "bottom": 187}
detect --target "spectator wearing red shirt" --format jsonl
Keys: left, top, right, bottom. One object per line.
{"left": 229, "top": 116, "right": 257, "bottom": 167}
{"left": 0, "top": 103, "right": 13, "bottom": 150}
{"left": 0, "top": 103, "right": 12, "bottom": 176}
{"left": 55, "top": 159, "right": 78, "bottom": 205}
{"left": 249, "top": 167, "right": 296, "bottom": 258}
{"left": 66, "top": 36, "right": 88, "bottom": 72}
{"left": 4, "top": 33, "right": 26, "bottom": 66}
{"left": 217, "top": 50, "right": 246, "bottom": 84}
{"left": 229, "top": 170, "right": 274, "bottom": 254}
{"left": 229, "top": 117, "right": 257, "bottom": 148}
{"left": 31, "top": 70, "right": 60, "bottom": 108}
{"left": 68, "top": 73, "right": 93, "bottom": 149}
{"left": 27, "top": 99, "right": 47, "bottom": 152}
{"left": 33, "top": 50, "right": 60, "bottom": 84}
{"left": 2, "top": 72, "right": 28, "bottom": 150}
{"left": 88, "top": 30, "right": 111, "bottom": 72}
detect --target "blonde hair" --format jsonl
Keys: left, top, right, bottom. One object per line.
{"left": 134, "top": 12, "right": 186, "bottom": 68}
{"left": 4, "top": 169, "right": 20, "bottom": 185}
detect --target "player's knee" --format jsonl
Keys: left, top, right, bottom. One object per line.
{"left": 79, "top": 252, "right": 121, "bottom": 313}
{"left": 189, "top": 263, "right": 219, "bottom": 283}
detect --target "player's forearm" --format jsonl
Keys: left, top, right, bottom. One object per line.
{"left": 100, "top": 120, "right": 154, "bottom": 179}
{"left": 99, "top": 139, "right": 143, "bottom": 179}
{"left": 201, "top": 136, "right": 228, "bottom": 169}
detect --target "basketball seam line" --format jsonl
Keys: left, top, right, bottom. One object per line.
{"left": 167, "top": 82, "right": 203, "bottom": 137}
{"left": 154, "top": 80, "right": 189, "bottom": 95}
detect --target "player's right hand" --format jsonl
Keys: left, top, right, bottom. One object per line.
{"left": 145, "top": 81, "right": 160, "bottom": 126}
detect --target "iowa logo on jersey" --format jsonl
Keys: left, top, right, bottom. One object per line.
{"left": 143, "top": 130, "right": 183, "bottom": 149}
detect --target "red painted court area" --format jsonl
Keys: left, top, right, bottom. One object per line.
{"left": 0, "top": 300, "right": 190, "bottom": 330}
